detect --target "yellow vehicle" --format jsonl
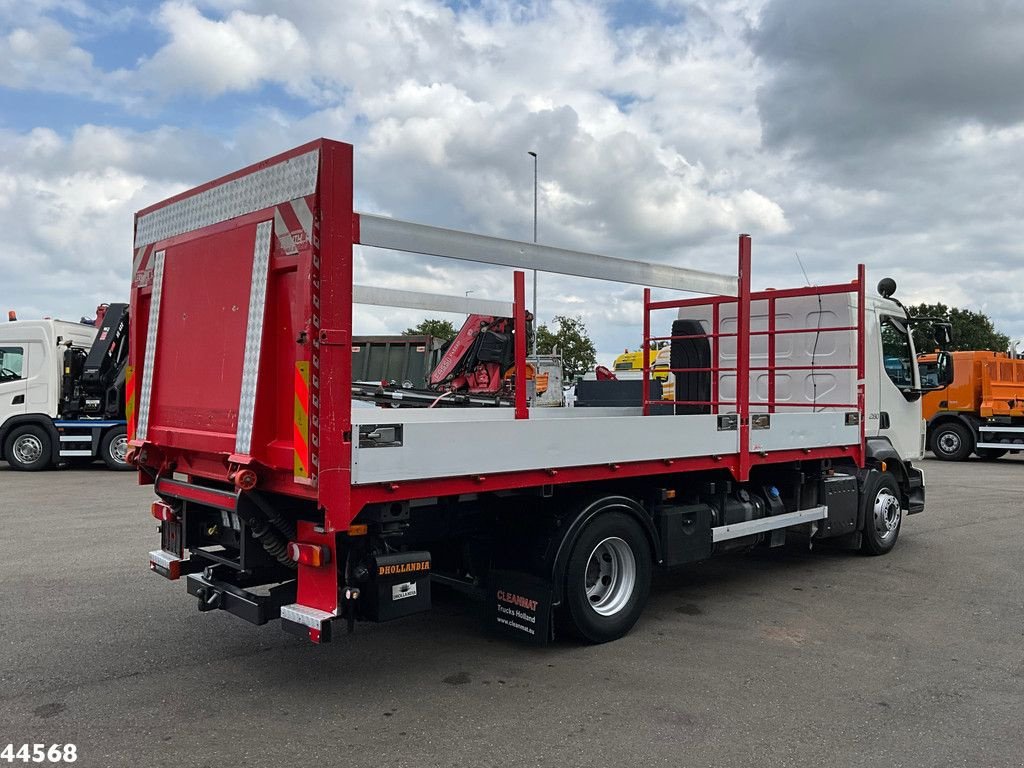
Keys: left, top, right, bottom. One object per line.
{"left": 610, "top": 347, "right": 674, "bottom": 400}
{"left": 654, "top": 346, "right": 674, "bottom": 400}
{"left": 612, "top": 347, "right": 670, "bottom": 381}
{"left": 612, "top": 348, "right": 653, "bottom": 375}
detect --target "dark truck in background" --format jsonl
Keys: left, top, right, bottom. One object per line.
{"left": 352, "top": 335, "right": 444, "bottom": 389}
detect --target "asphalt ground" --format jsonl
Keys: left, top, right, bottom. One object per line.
{"left": 1, "top": 457, "right": 1022, "bottom": 768}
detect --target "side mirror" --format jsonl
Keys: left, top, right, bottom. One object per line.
{"left": 933, "top": 322, "right": 952, "bottom": 349}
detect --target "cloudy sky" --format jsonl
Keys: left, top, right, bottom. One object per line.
{"left": 2, "top": 0, "right": 1022, "bottom": 362}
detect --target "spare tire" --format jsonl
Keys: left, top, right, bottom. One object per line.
{"left": 670, "top": 319, "right": 711, "bottom": 414}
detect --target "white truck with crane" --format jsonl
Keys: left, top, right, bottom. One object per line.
{"left": 133, "top": 140, "right": 953, "bottom": 645}
{"left": 0, "top": 304, "right": 131, "bottom": 471}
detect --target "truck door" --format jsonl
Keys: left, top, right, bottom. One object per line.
{"left": 0, "top": 345, "right": 28, "bottom": 426}
{"left": 23, "top": 341, "right": 51, "bottom": 412}
{"left": 876, "top": 312, "right": 925, "bottom": 460}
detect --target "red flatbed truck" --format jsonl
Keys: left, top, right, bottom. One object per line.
{"left": 131, "top": 139, "right": 950, "bottom": 645}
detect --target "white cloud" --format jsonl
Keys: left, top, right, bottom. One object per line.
{"left": 0, "top": 127, "right": 190, "bottom": 319}
{"left": 136, "top": 1, "right": 314, "bottom": 99}
{"left": 0, "top": 19, "right": 103, "bottom": 95}
{"left": 4, "top": 0, "right": 1024, "bottom": 359}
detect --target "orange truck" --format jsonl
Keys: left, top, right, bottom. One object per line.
{"left": 920, "top": 351, "right": 1024, "bottom": 460}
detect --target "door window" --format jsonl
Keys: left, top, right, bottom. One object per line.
{"left": 918, "top": 360, "right": 939, "bottom": 388}
{"left": 880, "top": 317, "right": 914, "bottom": 389}
{"left": 0, "top": 346, "right": 24, "bottom": 382}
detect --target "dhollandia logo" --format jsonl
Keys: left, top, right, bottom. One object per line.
{"left": 378, "top": 561, "right": 430, "bottom": 577}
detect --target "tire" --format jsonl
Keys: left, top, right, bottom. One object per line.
{"left": 861, "top": 472, "right": 903, "bottom": 556}
{"left": 4, "top": 425, "right": 52, "bottom": 471}
{"left": 975, "top": 447, "right": 1008, "bottom": 461}
{"left": 561, "top": 511, "right": 652, "bottom": 643}
{"left": 930, "top": 421, "right": 973, "bottom": 461}
{"left": 100, "top": 426, "right": 132, "bottom": 471}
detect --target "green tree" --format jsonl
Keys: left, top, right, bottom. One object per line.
{"left": 404, "top": 318, "right": 458, "bottom": 341}
{"left": 906, "top": 303, "right": 1009, "bottom": 353}
{"left": 535, "top": 314, "right": 597, "bottom": 380}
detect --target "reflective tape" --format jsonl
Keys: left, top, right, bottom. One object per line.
{"left": 125, "top": 365, "right": 136, "bottom": 441}
{"left": 289, "top": 197, "right": 314, "bottom": 244}
{"left": 235, "top": 220, "right": 273, "bottom": 456}
{"left": 274, "top": 206, "right": 298, "bottom": 255}
{"left": 273, "top": 196, "right": 316, "bottom": 255}
{"left": 294, "top": 360, "right": 310, "bottom": 480}
{"left": 136, "top": 251, "right": 165, "bottom": 442}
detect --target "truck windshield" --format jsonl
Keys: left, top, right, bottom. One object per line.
{"left": 881, "top": 317, "right": 915, "bottom": 389}
{"left": 0, "top": 346, "right": 24, "bottom": 381}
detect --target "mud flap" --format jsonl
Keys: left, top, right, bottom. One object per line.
{"left": 487, "top": 570, "right": 554, "bottom": 645}
{"left": 906, "top": 462, "right": 925, "bottom": 514}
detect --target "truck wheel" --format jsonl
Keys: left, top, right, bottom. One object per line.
{"left": 930, "top": 422, "right": 972, "bottom": 461}
{"left": 100, "top": 426, "right": 132, "bottom": 470}
{"left": 975, "top": 447, "right": 1008, "bottom": 461}
{"left": 562, "top": 511, "right": 652, "bottom": 643}
{"left": 4, "top": 425, "right": 52, "bottom": 471}
{"left": 861, "top": 473, "right": 902, "bottom": 556}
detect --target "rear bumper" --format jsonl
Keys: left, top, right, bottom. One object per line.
{"left": 906, "top": 462, "right": 925, "bottom": 515}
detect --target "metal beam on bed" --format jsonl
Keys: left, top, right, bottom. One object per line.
{"left": 353, "top": 285, "right": 513, "bottom": 317}
{"left": 357, "top": 214, "right": 738, "bottom": 296}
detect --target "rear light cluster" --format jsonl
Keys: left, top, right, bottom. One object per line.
{"left": 151, "top": 501, "right": 177, "bottom": 522}
{"left": 288, "top": 542, "right": 330, "bottom": 567}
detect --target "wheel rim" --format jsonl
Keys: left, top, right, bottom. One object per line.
{"left": 937, "top": 430, "right": 960, "bottom": 455}
{"left": 13, "top": 434, "right": 43, "bottom": 465}
{"left": 109, "top": 434, "right": 129, "bottom": 464}
{"left": 584, "top": 537, "right": 636, "bottom": 617}
{"left": 873, "top": 488, "right": 901, "bottom": 541}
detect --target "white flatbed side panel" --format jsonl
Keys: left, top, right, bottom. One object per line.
{"left": 350, "top": 406, "right": 644, "bottom": 424}
{"left": 749, "top": 412, "right": 860, "bottom": 452}
{"left": 352, "top": 414, "right": 735, "bottom": 484}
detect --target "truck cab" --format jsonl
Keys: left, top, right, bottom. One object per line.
{"left": 918, "top": 350, "right": 1024, "bottom": 460}
{"left": 0, "top": 316, "right": 130, "bottom": 471}
{"left": 866, "top": 296, "right": 928, "bottom": 461}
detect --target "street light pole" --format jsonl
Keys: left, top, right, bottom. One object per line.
{"left": 527, "top": 151, "right": 538, "bottom": 359}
